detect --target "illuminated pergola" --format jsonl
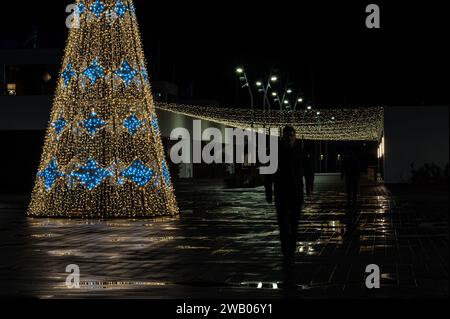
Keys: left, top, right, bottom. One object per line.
{"left": 156, "top": 103, "right": 384, "bottom": 141}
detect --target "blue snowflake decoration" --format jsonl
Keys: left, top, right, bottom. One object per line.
{"left": 89, "top": 0, "right": 106, "bottom": 17}
{"left": 123, "top": 114, "right": 142, "bottom": 136}
{"left": 141, "top": 64, "right": 149, "bottom": 82}
{"left": 83, "top": 58, "right": 105, "bottom": 85}
{"left": 151, "top": 114, "right": 160, "bottom": 136}
{"left": 162, "top": 160, "right": 171, "bottom": 188}
{"left": 83, "top": 112, "right": 106, "bottom": 137}
{"left": 114, "top": 59, "right": 138, "bottom": 87}
{"left": 114, "top": 0, "right": 128, "bottom": 18}
{"left": 121, "top": 160, "right": 154, "bottom": 187}
{"left": 52, "top": 117, "right": 67, "bottom": 137}
{"left": 71, "top": 159, "right": 112, "bottom": 190}
{"left": 62, "top": 63, "right": 76, "bottom": 87}
{"left": 77, "top": 1, "right": 86, "bottom": 15}
{"left": 38, "top": 159, "right": 64, "bottom": 190}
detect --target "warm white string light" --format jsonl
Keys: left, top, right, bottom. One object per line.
{"left": 156, "top": 103, "right": 384, "bottom": 141}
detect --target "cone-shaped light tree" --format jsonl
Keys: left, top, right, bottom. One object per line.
{"left": 28, "top": 0, "right": 179, "bottom": 218}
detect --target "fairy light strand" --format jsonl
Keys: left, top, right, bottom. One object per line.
{"left": 155, "top": 102, "right": 384, "bottom": 141}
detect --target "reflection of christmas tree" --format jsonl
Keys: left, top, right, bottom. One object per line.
{"left": 29, "top": 0, "right": 178, "bottom": 218}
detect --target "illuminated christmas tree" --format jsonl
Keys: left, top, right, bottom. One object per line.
{"left": 28, "top": 0, "right": 178, "bottom": 218}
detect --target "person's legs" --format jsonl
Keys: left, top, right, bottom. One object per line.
{"left": 283, "top": 198, "right": 302, "bottom": 260}
{"left": 306, "top": 177, "right": 313, "bottom": 195}
{"left": 289, "top": 200, "right": 302, "bottom": 257}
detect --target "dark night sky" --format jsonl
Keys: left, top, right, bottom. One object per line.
{"left": 0, "top": 0, "right": 447, "bottom": 107}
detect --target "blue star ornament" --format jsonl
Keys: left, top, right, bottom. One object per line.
{"left": 62, "top": 63, "right": 76, "bottom": 87}
{"left": 162, "top": 160, "right": 171, "bottom": 188}
{"left": 114, "top": 60, "right": 138, "bottom": 87}
{"left": 83, "top": 112, "right": 106, "bottom": 137}
{"left": 38, "top": 159, "right": 64, "bottom": 190}
{"left": 89, "top": 0, "right": 106, "bottom": 17}
{"left": 123, "top": 114, "right": 142, "bottom": 135}
{"left": 52, "top": 117, "right": 67, "bottom": 137}
{"left": 77, "top": 1, "right": 86, "bottom": 15}
{"left": 114, "top": 0, "right": 128, "bottom": 18}
{"left": 83, "top": 58, "right": 105, "bottom": 85}
{"left": 71, "top": 159, "right": 112, "bottom": 190}
{"left": 151, "top": 114, "right": 160, "bottom": 136}
{"left": 141, "top": 64, "right": 149, "bottom": 82}
{"left": 121, "top": 160, "right": 155, "bottom": 187}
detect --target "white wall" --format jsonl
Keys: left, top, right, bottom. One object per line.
{"left": 384, "top": 106, "right": 449, "bottom": 183}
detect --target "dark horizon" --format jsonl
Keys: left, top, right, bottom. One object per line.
{"left": 1, "top": 0, "right": 447, "bottom": 107}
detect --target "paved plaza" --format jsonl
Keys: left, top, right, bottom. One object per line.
{"left": 0, "top": 176, "right": 448, "bottom": 298}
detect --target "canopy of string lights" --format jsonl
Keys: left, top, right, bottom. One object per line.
{"left": 156, "top": 103, "right": 384, "bottom": 141}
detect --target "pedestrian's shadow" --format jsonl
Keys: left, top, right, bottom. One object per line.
{"left": 342, "top": 205, "right": 361, "bottom": 255}
{"left": 344, "top": 205, "right": 358, "bottom": 232}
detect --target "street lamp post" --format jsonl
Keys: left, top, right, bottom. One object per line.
{"left": 236, "top": 67, "right": 254, "bottom": 111}
{"left": 294, "top": 97, "right": 303, "bottom": 110}
{"left": 256, "top": 75, "right": 278, "bottom": 112}
{"left": 275, "top": 89, "right": 292, "bottom": 110}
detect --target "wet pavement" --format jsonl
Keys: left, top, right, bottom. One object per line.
{"left": 0, "top": 175, "right": 448, "bottom": 298}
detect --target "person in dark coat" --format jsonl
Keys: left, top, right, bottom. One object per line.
{"left": 341, "top": 149, "right": 361, "bottom": 205}
{"left": 265, "top": 126, "right": 304, "bottom": 266}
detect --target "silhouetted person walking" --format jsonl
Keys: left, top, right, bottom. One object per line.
{"left": 341, "top": 150, "right": 361, "bottom": 205}
{"left": 265, "top": 126, "right": 304, "bottom": 266}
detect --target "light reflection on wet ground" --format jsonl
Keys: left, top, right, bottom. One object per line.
{"left": 0, "top": 179, "right": 448, "bottom": 298}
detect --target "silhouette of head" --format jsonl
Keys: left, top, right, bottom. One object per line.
{"left": 282, "top": 126, "right": 296, "bottom": 147}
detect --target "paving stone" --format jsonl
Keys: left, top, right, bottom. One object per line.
{"left": 0, "top": 179, "right": 448, "bottom": 298}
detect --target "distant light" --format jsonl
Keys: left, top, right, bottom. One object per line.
{"left": 42, "top": 72, "right": 52, "bottom": 82}
{"left": 256, "top": 81, "right": 262, "bottom": 87}
{"left": 272, "top": 92, "right": 277, "bottom": 96}
{"left": 316, "top": 111, "right": 321, "bottom": 115}
{"left": 378, "top": 137, "right": 385, "bottom": 158}
{"left": 297, "top": 98, "right": 303, "bottom": 103}
{"left": 331, "top": 116, "right": 335, "bottom": 120}
{"left": 286, "top": 89, "right": 292, "bottom": 94}
{"left": 270, "top": 76, "right": 278, "bottom": 82}
{"left": 236, "top": 67, "right": 244, "bottom": 74}
{"left": 284, "top": 100, "right": 289, "bottom": 104}
{"left": 7, "top": 83, "right": 16, "bottom": 96}
{"left": 307, "top": 105, "right": 312, "bottom": 110}
{"left": 320, "top": 154, "right": 324, "bottom": 161}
